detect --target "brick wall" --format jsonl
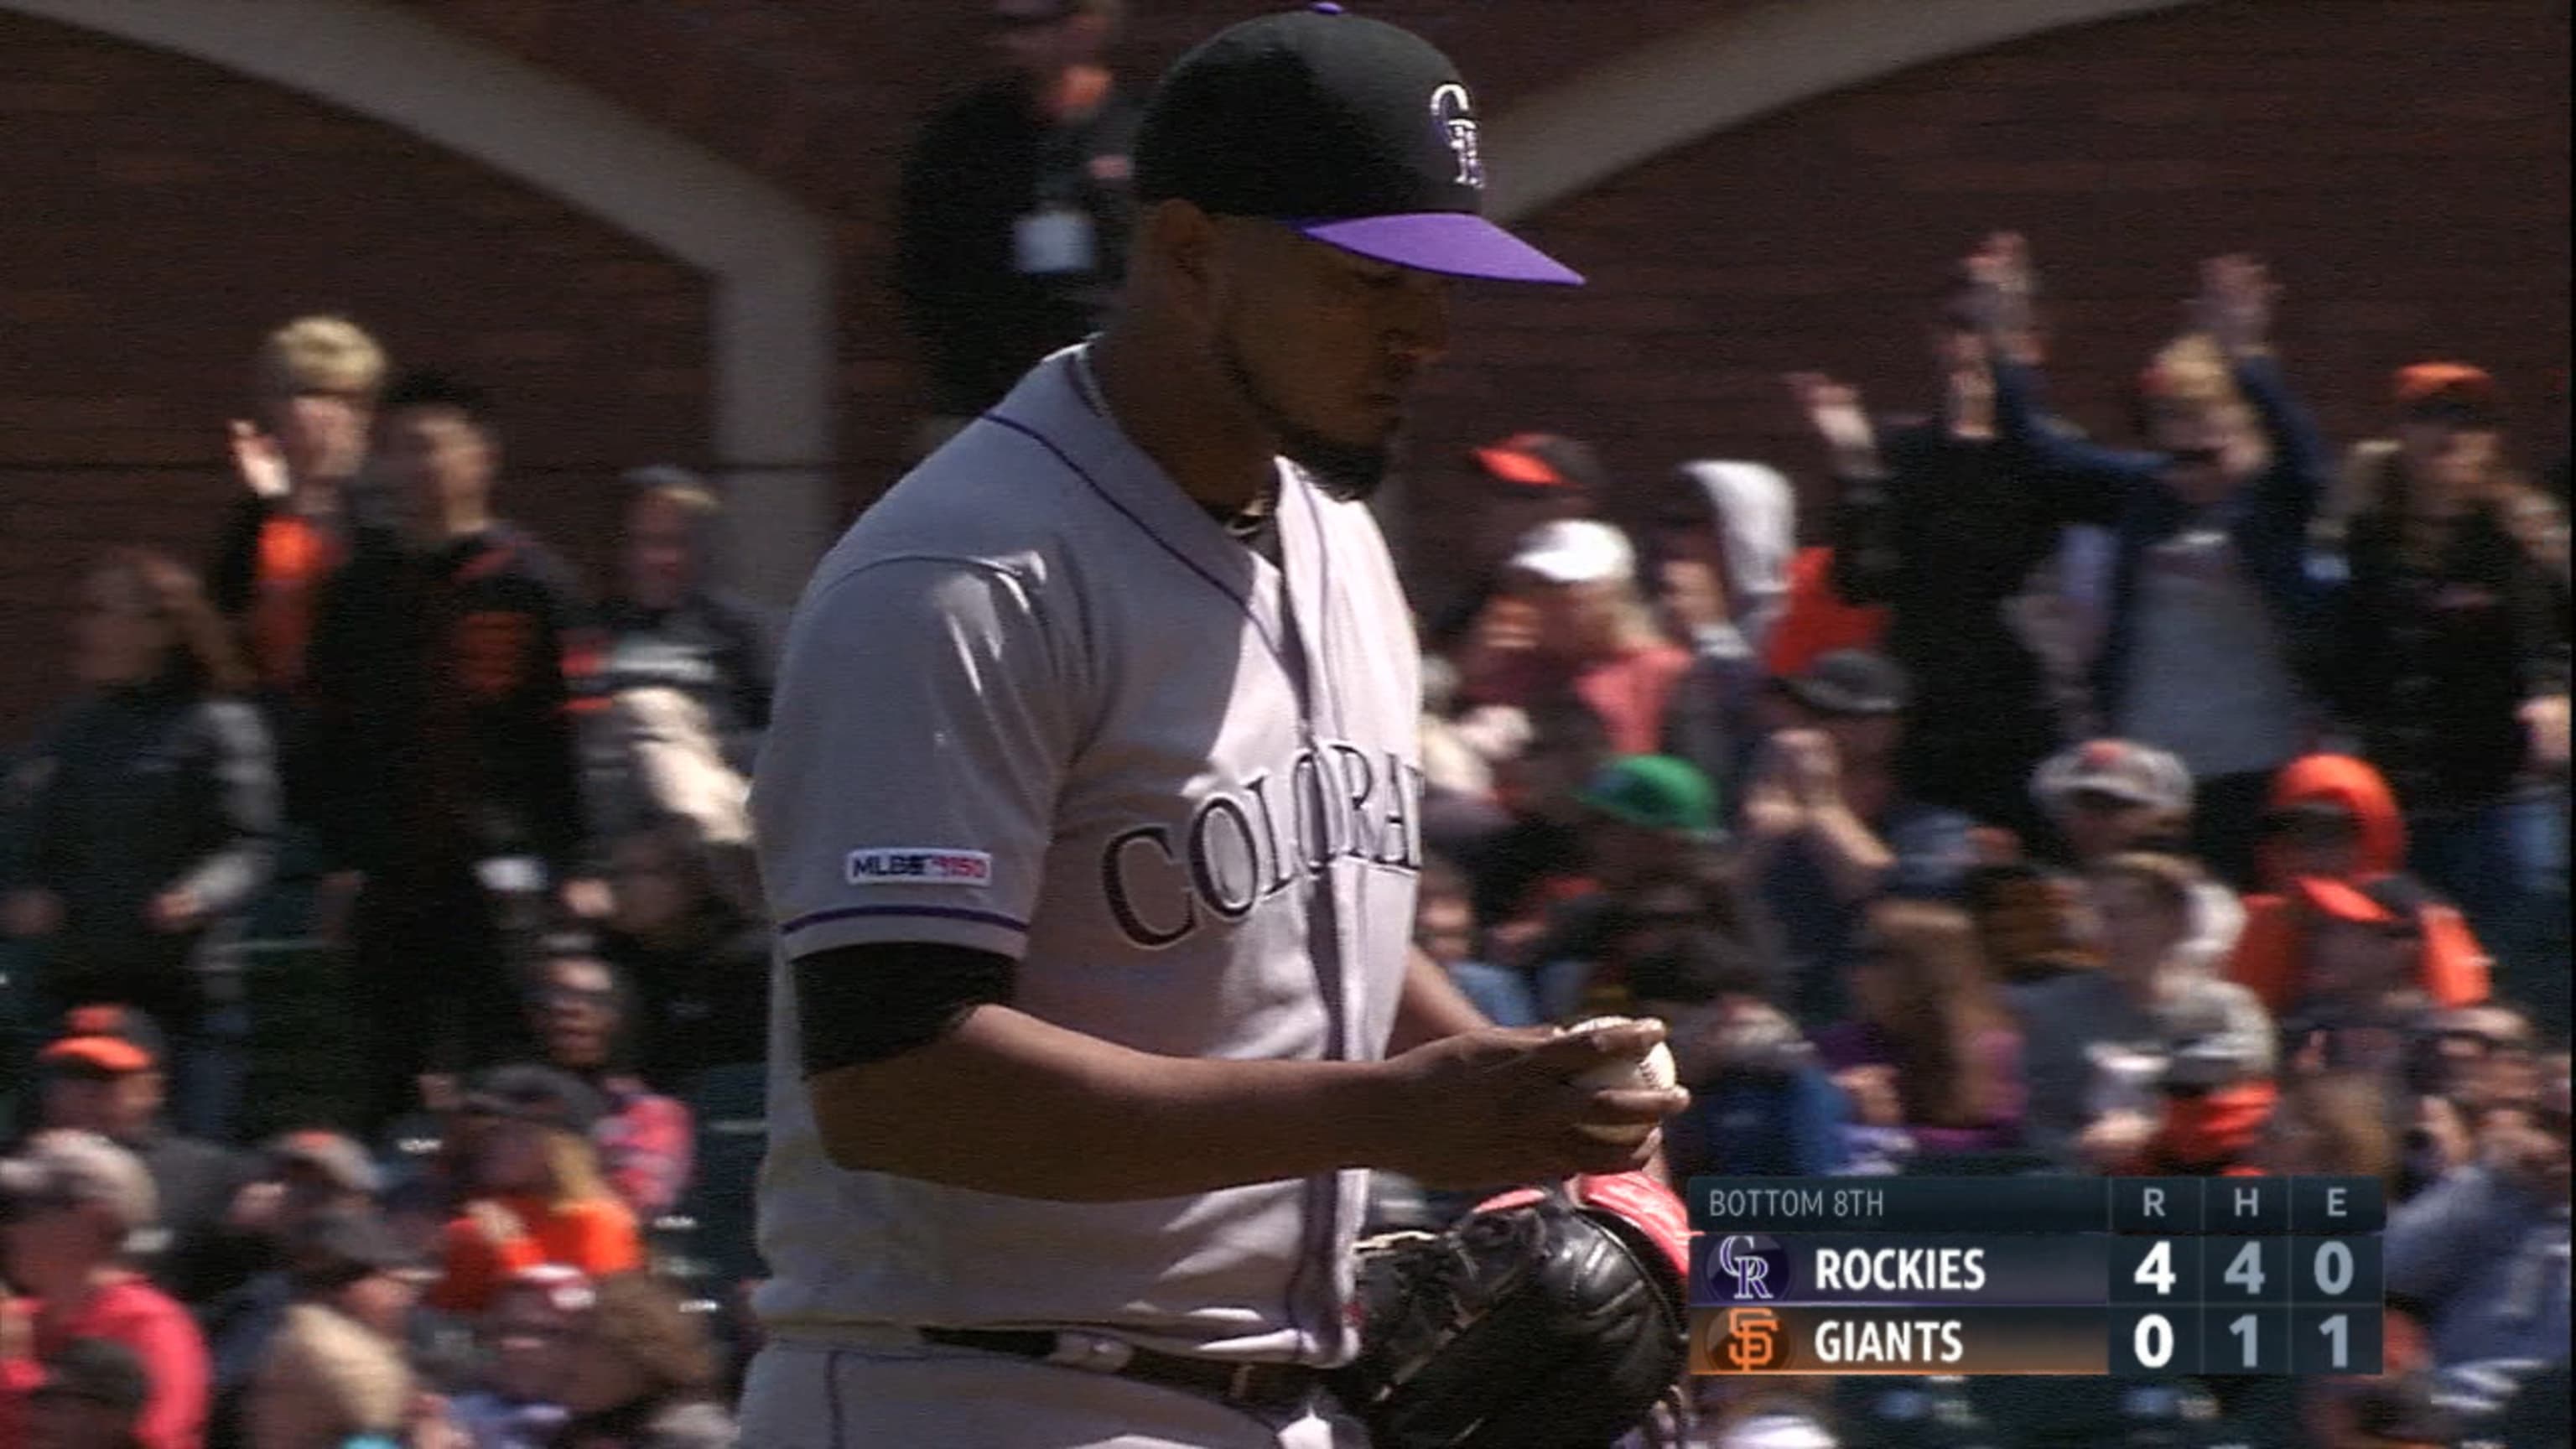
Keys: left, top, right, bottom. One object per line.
{"left": 0, "top": 0, "right": 2565, "bottom": 736}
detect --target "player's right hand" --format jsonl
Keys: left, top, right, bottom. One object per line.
{"left": 1373, "top": 1021, "right": 1690, "bottom": 1188}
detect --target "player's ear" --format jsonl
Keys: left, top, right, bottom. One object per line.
{"left": 1140, "top": 199, "right": 1223, "bottom": 321}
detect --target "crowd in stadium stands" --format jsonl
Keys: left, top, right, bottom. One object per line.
{"left": 1, "top": 3, "right": 2569, "bottom": 1445}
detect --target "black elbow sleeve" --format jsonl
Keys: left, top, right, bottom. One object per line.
{"left": 794, "top": 942, "right": 1018, "bottom": 1078}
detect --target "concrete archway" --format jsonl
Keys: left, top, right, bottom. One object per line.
{"left": 1485, "top": 0, "right": 2209, "bottom": 223}
{"left": 6, "top": 0, "right": 837, "bottom": 604}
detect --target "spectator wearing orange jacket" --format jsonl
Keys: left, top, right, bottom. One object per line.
{"left": 427, "top": 1068, "right": 641, "bottom": 1318}
{"left": 2228, "top": 755, "right": 2490, "bottom": 1018}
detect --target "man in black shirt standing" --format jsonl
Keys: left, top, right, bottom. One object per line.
{"left": 896, "top": 0, "right": 1140, "bottom": 459}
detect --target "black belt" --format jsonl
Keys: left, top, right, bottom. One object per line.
{"left": 917, "top": 1327, "right": 1322, "bottom": 1415}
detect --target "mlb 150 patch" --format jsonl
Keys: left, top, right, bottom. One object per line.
{"left": 845, "top": 848, "right": 994, "bottom": 886}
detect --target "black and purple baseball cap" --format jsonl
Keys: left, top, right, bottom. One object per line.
{"left": 1132, "top": 3, "right": 1582, "bottom": 286}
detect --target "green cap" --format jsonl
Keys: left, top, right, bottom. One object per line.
{"left": 1576, "top": 755, "right": 1721, "bottom": 838}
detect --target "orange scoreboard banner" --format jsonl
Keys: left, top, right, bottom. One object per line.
{"left": 1685, "top": 1176, "right": 2385, "bottom": 1377}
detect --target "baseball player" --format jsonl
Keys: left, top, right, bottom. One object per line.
{"left": 737, "top": 7, "right": 1690, "bottom": 1447}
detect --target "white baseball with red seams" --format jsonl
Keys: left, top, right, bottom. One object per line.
{"left": 1562, "top": 1016, "right": 1680, "bottom": 1144}
{"left": 1562, "top": 1016, "right": 1680, "bottom": 1091}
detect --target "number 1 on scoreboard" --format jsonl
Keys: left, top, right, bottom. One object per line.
{"left": 2217, "top": 1308, "right": 2288, "bottom": 1373}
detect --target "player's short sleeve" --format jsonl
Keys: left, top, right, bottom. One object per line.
{"left": 751, "top": 556, "right": 1074, "bottom": 962}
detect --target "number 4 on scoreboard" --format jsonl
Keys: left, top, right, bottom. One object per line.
{"left": 2200, "top": 1238, "right": 2285, "bottom": 1302}
{"left": 2112, "top": 1237, "right": 2201, "bottom": 1304}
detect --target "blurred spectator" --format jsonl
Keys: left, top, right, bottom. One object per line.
{"left": 548, "top": 1272, "right": 736, "bottom": 1447}
{"left": 1755, "top": 544, "right": 1888, "bottom": 685}
{"left": 1429, "top": 432, "right": 1609, "bottom": 656}
{"left": 208, "top": 315, "right": 390, "bottom": 704}
{"left": 2300, "top": 1368, "right": 2464, "bottom": 1449}
{"left": 1413, "top": 856, "right": 1536, "bottom": 1028}
{"left": 595, "top": 822, "right": 769, "bottom": 1088}
{"left": 1416, "top": 652, "right": 1523, "bottom": 811}
{"left": 525, "top": 953, "right": 693, "bottom": 1222}
{"left": 425, "top": 1068, "right": 641, "bottom": 1318}
{"left": 446, "top": 1265, "right": 588, "bottom": 1449}
{"left": 200, "top": 1132, "right": 383, "bottom": 1446}
{"left": 895, "top": 0, "right": 1138, "bottom": 448}
{"left": 593, "top": 470, "right": 775, "bottom": 771}
{"left": 2251, "top": 1070, "right": 2401, "bottom": 1187}
{"left": 303, "top": 371, "right": 600, "bottom": 1130}
{"left": 0, "top": 1130, "right": 210, "bottom": 1449}
{"left": 1455, "top": 519, "right": 1693, "bottom": 756}
{"left": 1793, "top": 273, "right": 2090, "bottom": 839}
{"left": 2228, "top": 755, "right": 2490, "bottom": 1019}
{"left": 18, "top": 1007, "right": 249, "bottom": 1308}
{"left": 2320, "top": 361, "right": 2570, "bottom": 1019}
{"left": 244, "top": 1208, "right": 423, "bottom": 1448}
{"left": 2014, "top": 853, "right": 2276, "bottom": 1170}
{"left": 1973, "top": 236, "right": 2334, "bottom": 889}
{"left": 1740, "top": 651, "right": 1974, "bottom": 1028}
{"left": 25, "top": 1336, "right": 151, "bottom": 1449}
{"left": 0, "top": 549, "right": 278, "bottom": 1117}
{"left": 1514, "top": 756, "right": 1734, "bottom": 1021}
{"left": 1971, "top": 738, "right": 2244, "bottom": 984}
{"left": 1441, "top": 696, "right": 1611, "bottom": 937}
{"left": 1653, "top": 935, "right": 1851, "bottom": 1182}
{"left": 1645, "top": 461, "right": 1794, "bottom": 803}
{"left": 581, "top": 470, "right": 776, "bottom": 914}
{"left": 2383, "top": 1055, "right": 2568, "bottom": 1371}
{"left": 1813, "top": 900, "right": 2026, "bottom": 1156}
{"left": 2270, "top": 875, "right": 2449, "bottom": 1046}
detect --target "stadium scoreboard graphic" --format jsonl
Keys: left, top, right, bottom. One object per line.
{"left": 1685, "top": 1177, "right": 2385, "bottom": 1377}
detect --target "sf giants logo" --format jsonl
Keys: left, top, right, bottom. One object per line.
{"left": 1428, "top": 83, "right": 1483, "bottom": 189}
{"left": 1708, "top": 1307, "right": 1782, "bottom": 1373}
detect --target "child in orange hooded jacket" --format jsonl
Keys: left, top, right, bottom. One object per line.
{"left": 2228, "top": 755, "right": 2490, "bottom": 1016}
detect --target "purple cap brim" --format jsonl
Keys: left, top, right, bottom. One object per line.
{"left": 1296, "top": 213, "right": 1584, "bottom": 286}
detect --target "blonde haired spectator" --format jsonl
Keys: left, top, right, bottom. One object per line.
{"left": 252, "top": 314, "right": 388, "bottom": 403}
{"left": 1455, "top": 520, "right": 1692, "bottom": 756}
{"left": 244, "top": 1209, "right": 421, "bottom": 1449}
{"left": 214, "top": 315, "right": 390, "bottom": 696}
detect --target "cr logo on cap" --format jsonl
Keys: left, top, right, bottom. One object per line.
{"left": 1428, "top": 82, "right": 1483, "bottom": 189}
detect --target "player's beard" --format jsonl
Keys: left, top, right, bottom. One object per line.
{"left": 1215, "top": 331, "right": 1393, "bottom": 503}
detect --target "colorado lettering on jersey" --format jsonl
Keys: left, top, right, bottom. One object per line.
{"left": 1101, "top": 740, "right": 1423, "bottom": 948}
{"left": 845, "top": 848, "right": 995, "bottom": 886}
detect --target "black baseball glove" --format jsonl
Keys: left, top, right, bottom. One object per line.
{"left": 1327, "top": 1185, "right": 1690, "bottom": 1449}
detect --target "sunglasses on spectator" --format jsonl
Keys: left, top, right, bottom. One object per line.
{"left": 2163, "top": 445, "right": 2227, "bottom": 469}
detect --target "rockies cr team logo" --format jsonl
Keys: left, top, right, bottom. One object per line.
{"left": 1427, "top": 83, "right": 1483, "bottom": 189}
{"left": 1702, "top": 1233, "right": 1785, "bottom": 1304}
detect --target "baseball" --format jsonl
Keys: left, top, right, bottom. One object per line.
{"left": 1563, "top": 1016, "right": 1680, "bottom": 1146}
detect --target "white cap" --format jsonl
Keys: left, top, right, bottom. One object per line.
{"left": 1509, "top": 518, "right": 1634, "bottom": 585}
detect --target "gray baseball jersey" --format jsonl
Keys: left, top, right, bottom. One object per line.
{"left": 748, "top": 344, "right": 1425, "bottom": 1368}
